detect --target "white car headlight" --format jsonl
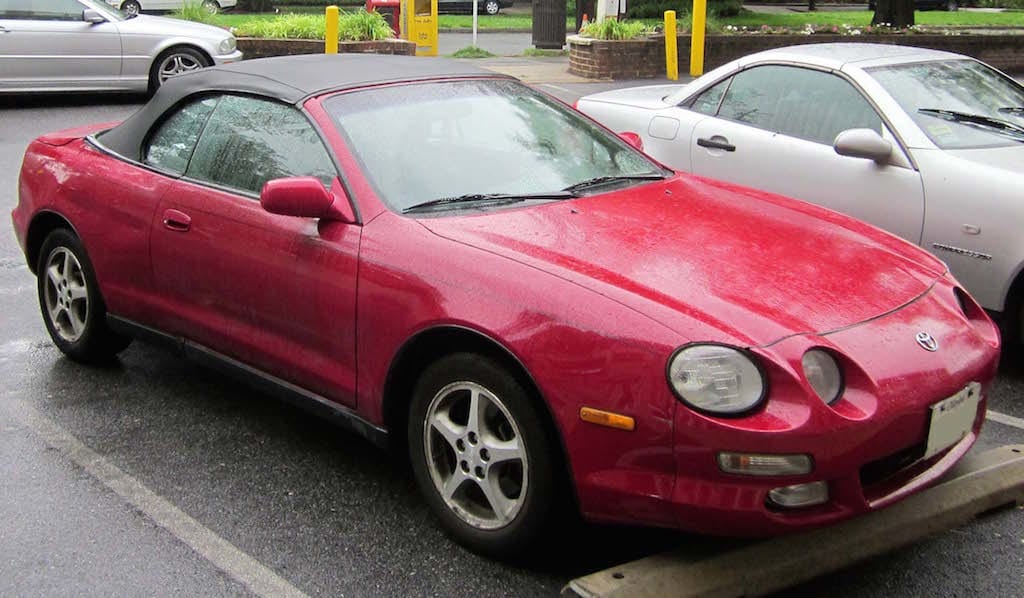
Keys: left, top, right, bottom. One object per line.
{"left": 801, "top": 349, "right": 843, "bottom": 405}
{"left": 219, "top": 37, "right": 236, "bottom": 54}
{"left": 667, "top": 344, "right": 766, "bottom": 415}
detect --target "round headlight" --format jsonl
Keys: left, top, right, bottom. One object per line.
{"left": 667, "top": 344, "right": 766, "bottom": 415}
{"left": 801, "top": 349, "right": 843, "bottom": 405}
{"left": 219, "top": 37, "right": 236, "bottom": 54}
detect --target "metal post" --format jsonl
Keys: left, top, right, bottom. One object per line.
{"left": 665, "top": 11, "right": 678, "bottom": 81}
{"left": 325, "top": 5, "right": 339, "bottom": 54}
{"left": 690, "top": 0, "right": 706, "bottom": 77}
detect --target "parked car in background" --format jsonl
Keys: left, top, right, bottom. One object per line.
{"left": 12, "top": 54, "right": 1000, "bottom": 558}
{"left": 577, "top": 43, "right": 1024, "bottom": 345}
{"left": 0, "top": 0, "right": 240, "bottom": 93}
{"left": 105, "top": 0, "right": 236, "bottom": 17}
{"left": 438, "top": 0, "right": 513, "bottom": 15}
{"left": 868, "top": 0, "right": 959, "bottom": 11}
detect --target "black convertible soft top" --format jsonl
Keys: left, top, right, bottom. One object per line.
{"left": 97, "top": 53, "right": 510, "bottom": 160}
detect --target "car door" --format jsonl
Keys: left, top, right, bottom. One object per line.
{"left": 686, "top": 64, "right": 926, "bottom": 245}
{"left": 0, "top": 0, "right": 121, "bottom": 91}
{"left": 145, "top": 94, "right": 361, "bottom": 406}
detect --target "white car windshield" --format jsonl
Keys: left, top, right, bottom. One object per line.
{"left": 867, "top": 59, "right": 1024, "bottom": 149}
{"left": 323, "top": 79, "right": 667, "bottom": 214}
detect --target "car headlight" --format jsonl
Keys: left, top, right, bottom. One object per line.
{"left": 219, "top": 37, "right": 236, "bottom": 54}
{"left": 801, "top": 349, "right": 843, "bottom": 404}
{"left": 667, "top": 344, "right": 766, "bottom": 415}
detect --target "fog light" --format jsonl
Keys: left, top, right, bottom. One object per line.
{"left": 768, "top": 481, "right": 829, "bottom": 508}
{"left": 717, "top": 452, "right": 813, "bottom": 476}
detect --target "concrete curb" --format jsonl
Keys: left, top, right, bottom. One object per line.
{"left": 564, "top": 444, "right": 1024, "bottom": 598}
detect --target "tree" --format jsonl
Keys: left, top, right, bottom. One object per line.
{"left": 872, "top": 0, "right": 915, "bottom": 28}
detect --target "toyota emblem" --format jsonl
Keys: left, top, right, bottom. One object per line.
{"left": 916, "top": 332, "right": 938, "bottom": 352}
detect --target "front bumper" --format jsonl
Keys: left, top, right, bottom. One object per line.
{"left": 665, "top": 281, "right": 1000, "bottom": 536}
{"left": 212, "top": 49, "right": 243, "bottom": 66}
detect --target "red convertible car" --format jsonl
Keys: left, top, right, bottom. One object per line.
{"left": 11, "top": 54, "right": 1000, "bottom": 557}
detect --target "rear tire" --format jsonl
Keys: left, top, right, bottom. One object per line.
{"left": 946, "top": 0, "right": 958, "bottom": 10}
{"left": 484, "top": 0, "right": 500, "bottom": 15}
{"left": 36, "top": 229, "right": 131, "bottom": 364}
{"left": 202, "top": 0, "right": 220, "bottom": 14}
{"left": 408, "top": 353, "right": 560, "bottom": 558}
{"left": 120, "top": 0, "right": 140, "bottom": 16}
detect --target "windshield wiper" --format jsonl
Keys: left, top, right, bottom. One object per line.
{"left": 561, "top": 173, "right": 667, "bottom": 194}
{"left": 402, "top": 191, "right": 574, "bottom": 214}
{"left": 918, "top": 108, "right": 1024, "bottom": 138}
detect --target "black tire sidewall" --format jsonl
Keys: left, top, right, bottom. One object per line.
{"left": 407, "top": 353, "right": 558, "bottom": 558}
{"left": 36, "top": 230, "right": 126, "bottom": 363}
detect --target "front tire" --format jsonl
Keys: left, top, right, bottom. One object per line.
{"left": 484, "top": 0, "right": 500, "bottom": 15}
{"left": 202, "top": 0, "right": 220, "bottom": 14}
{"left": 149, "top": 46, "right": 210, "bottom": 92}
{"left": 408, "top": 353, "right": 559, "bottom": 558}
{"left": 36, "top": 229, "right": 131, "bottom": 364}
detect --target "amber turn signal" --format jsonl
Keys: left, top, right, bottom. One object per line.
{"left": 579, "top": 407, "right": 636, "bottom": 431}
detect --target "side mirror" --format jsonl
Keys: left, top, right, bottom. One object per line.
{"left": 82, "top": 9, "right": 107, "bottom": 23}
{"left": 260, "top": 177, "right": 356, "bottom": 223}
{"left": 834, "top": 128, "right": 893, "bottom": 163}
{"left": 618, "top": 131, "right": 644, "bottom": 152}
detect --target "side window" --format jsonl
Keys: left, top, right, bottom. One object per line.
{"left": 186, "top": 95, "right": 337, "bottom": 196}
{"left": 717, "top": 65, "right": 882, "bottom": 145}
{"left": 0, "top": 0, "right": 87, "bottom": 20}
{"left": 688, "top": 77, "right": 731, "bottom": 116}
{"left": 145, "top": 97, "right": 218, "bottom": 175}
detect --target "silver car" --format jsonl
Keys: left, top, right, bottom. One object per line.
{"left": 0, "top": 0, "right": 241, "bottom": 93}
{"left": 577, "top": 43, "right": 1024, "bottom": 342}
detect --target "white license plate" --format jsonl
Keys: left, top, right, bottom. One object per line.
{"left": 924, "top": 382, "right": 981, "bottom": 460}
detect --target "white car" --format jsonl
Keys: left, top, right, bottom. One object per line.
{"left": 577, "top": 43, "right": 1024, "bottom": 342}
{"left": 0, "top": 0, "right": 241, "bottom": 93}
{"left": 105, "top": 0, "right": 236, "bottom": 17}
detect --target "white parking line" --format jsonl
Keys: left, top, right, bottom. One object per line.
{"left": 987, "top": 409, "right": 1024, "bottom": 431}
{"left": 6, "top": 399, "right": 309, "bottom": 598}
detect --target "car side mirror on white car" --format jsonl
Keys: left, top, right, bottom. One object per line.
{"left": 82, "top": 9, "right": 107, "bottom": 24}
{"left": 833, "top": 128, "right": 893, "bottom": 164}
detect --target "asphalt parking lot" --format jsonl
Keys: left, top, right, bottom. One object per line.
{"left": 1, "top": 85, "right": 1023, "bottom": 597}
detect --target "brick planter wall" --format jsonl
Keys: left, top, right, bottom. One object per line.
{"left": 569, "top": 33, "right": 1024, "bottom": 80}
{"left": 238, "top": 38, "right": 416, "bottom": 60}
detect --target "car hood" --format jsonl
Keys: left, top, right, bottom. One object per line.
{"left": 117, "top": 14, "right": 232, "bottom": 41}
{"left": 418, "top": 175, "right": 947, "bottom": 347}
{"left": 579, "top": 84, "right": 687, "bottom": 110}
{"left": 944, "top": 143, "right": 1024, "bottom": 172}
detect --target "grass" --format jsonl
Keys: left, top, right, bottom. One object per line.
{"left": 209, "top": 12, "right": 544, "bottom": 32}
{"left": 450, "top": 45, "right": 496, "bottom": 58}
{"left": 521, "top": 48, "right": 569, "bottom": 57}
{"left": 723, "top": 10, "right": 1024, "bottom": 28}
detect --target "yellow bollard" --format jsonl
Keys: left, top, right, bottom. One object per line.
{"left": 665, "top": 11, "right": 678, "bottom": 81}
{"left": 690, "top": 0, "right": 706, "bottom": 77}
{"left": 325, "top": 5, "right": 339, "bottom": 54}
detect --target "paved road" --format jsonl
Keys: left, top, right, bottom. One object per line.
{"left": 1, "top": 91, "right": 1022, "bottom": 597}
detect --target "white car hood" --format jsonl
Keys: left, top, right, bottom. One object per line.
{"left": 944, "top": 143, "right": 1024, "bottom": 172}
{"left": 580, "top": 84, "right": 691, "bottom": 110}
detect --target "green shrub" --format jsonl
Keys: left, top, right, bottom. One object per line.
{"left": 580, "top": 18, "right": 653, "bottom": 39}
{"left": 337, "top": 9, "right": 394, "bottom": 40}
{"left": 231, "top": 9, "right": 392, "bottom": 40}
{"left": 173, "top": 0, "right": 217, "bottom": 24}
{"left": 450, "top": 45, "right": 496, "bottom": 57}
{"left": 976, "top": 0, "right": 1024, "bottom": 7}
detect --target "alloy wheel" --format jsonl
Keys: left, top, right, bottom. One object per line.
{"left": 42, "top": 247, "right": 89, "bottom": 343}
{"left": 423, "top": 381, "right": 528, "bottom": 530}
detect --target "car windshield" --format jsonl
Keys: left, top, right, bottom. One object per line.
{"left": 866, "top": 59, "right": 1024, "bottom": 149}
{"left": 322, "top": 79, "right": 666, "bottom": 214}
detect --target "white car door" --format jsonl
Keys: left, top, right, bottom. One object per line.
{"left": 686, "top": 64, "right": 926, "bottom": 245}
{"left": 0, "top": 0, "right": 121, "bottom": 91}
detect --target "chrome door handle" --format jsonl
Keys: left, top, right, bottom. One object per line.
{"left": 163, "top": 209, "right": 191, "bottom": 232}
